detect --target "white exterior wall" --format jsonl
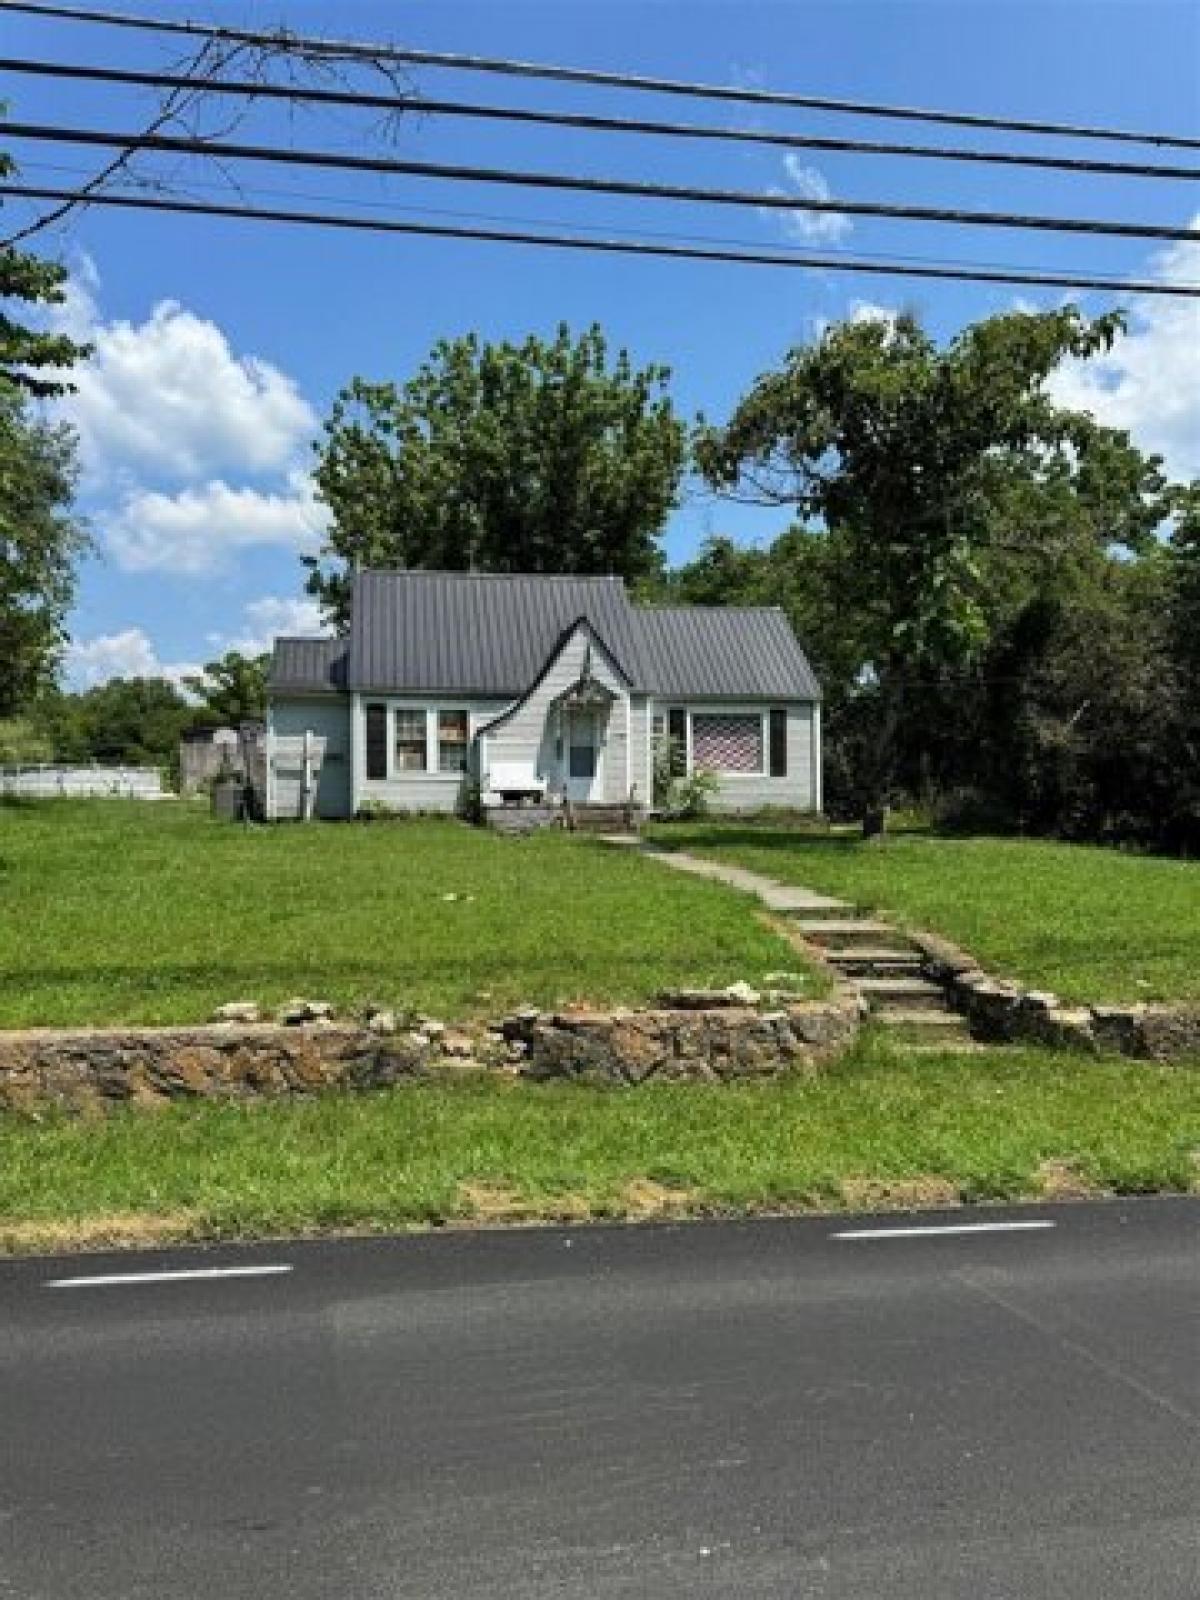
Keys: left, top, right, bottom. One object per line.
{"left": 352, "top": 695, "right": 510, "bottom": 815}
{"left": 268, "top": 695, "right": 353, "bottom": 819}
{"left": 650, "top": 699, "right": 821, "bottom": 814}
{"left": 483, "top": 627, "right": 633, "bottom": 804}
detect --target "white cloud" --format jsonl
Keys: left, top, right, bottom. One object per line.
{"left": 100, "top": 470, "right": 327, "bottom": 575}
{"left": 64, "top": 628, "right": 199, "bottom": 689}
{"left": 848, "top": 300, "right": 898, "bottom": 327}
{"left": 209, "top": 593, "right": 328, "bottom": 657}
{"left": 55, "top": 279, "right": 316, "bottom": 482}
{"left": 767, "top": 157, "right": 853, "bottom": 246}
{"left": 1047, "top": 223, "right": 1200, "bottom": 482}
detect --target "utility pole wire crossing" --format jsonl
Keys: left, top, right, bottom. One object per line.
{"left": 4, "top": 121, "right": 1199, "bottom": 245}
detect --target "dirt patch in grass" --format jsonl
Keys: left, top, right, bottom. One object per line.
{"left": 1034, "top": 1159, "right": 1109, "bottom": 1201}
{"left": 0, "top": 1210, "right": 199, "bottom": 1255}
{"left": 839, "top": 1175, "right": 962, "bottom": 1210}
{"left": 455, "top": 1177, "right": 705, "bottom": 1225}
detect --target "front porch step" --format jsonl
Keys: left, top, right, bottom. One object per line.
{"left": 799, "top": 919, "right": 900, "bottom": 950}
{"left": 858, "top": 976, "right": 950, "bottom": 1012}
{"left": 567, "top": 806, "right": 642, "bottom": 834}
{"left": 824, "top": 947, "right": 925, "bottom": 978}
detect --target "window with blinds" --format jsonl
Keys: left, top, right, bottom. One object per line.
{"left": 692, "top": 712, "right": 763, "bottom": 774}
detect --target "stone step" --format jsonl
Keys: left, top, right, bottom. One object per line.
{"left": 762, "top": 887, "right": 851, "bottom": 914}
{"left": 858, "top": 976, "right": 950, "bottom": 1012}
{"left": 823, "top": 948, "right": 925, "bottom": 977}
{"left": 799, "top": 919, "right": 902, "bottom": 949}
{"left": 875, "top": 1006, "right": 969, "bottom": 1028}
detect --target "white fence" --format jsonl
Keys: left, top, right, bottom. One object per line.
{"left": 0, "top": 764, "right": 168, "bottom": 799}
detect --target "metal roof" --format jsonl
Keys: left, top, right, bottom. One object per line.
{"left": 268, "top": 636, "right": 347, "bottom": 694}
{"left": 347, "top": 570, "right": 647, "bottom": 695}
{"left": 632, "top": 605, "right": 822, "bottom": 700}
{"left": 275, "top": 570, "right": 821, "bottom": 702}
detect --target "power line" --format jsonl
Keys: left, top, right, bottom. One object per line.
{"left": 3, "top": 54, "right": 1199, "bottom": 183}
{"left": 27, "top": 155, "right": 1145, "bottom": 279}
{"left": 5, "top": 121, "right": 1199, "bottom": 245}
{"left": 2, "top": 0, "right": 1197, "bottom": 152}
{"left": 3, "top": 183, "right": 1196, "bottom": 298}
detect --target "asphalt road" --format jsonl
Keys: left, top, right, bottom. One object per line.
{"left": 2, "top": 1199, "right": 1197, "bottom": 1599}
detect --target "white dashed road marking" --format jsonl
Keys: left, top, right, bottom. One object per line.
{"left": 832, "top": 1221, "right": 1057, "bottom": 1242}
{"left": 44, "top": 1264, "right": 294, "bottom": 1289}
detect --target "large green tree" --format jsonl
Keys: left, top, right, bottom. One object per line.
{"left": 0, "top": 149, "right": 90, "bottom": 395}
{"left": 696, "top": 307, "right": 1174, "bottom": 831}
{"left": 0, "top": 385, "right": 87, "bottom": 715}
{"left": 307, "top": 324, "right": 686, "bottom": 622}
{"left": 0, "top": 144, "right": 91, "bottom": 711}
{"left": 183, "top": 649, "right": 270, "bottom": 725}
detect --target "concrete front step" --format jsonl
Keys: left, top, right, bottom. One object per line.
{"left": 824, "top": 948, "right": 925, "bottom": 978}
{"left": 796, "top": 919, "right": 899, "bottom": 949}
{"left": 858, "top": 976, "right": 950, "bottom": 1012}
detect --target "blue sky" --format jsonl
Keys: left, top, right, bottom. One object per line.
{"left": 2, "top": 0, "right": 1197, "bottom": 684}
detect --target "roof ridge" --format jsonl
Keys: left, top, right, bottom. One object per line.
{"left": 358, "top": 567, "right": 627, "bottom": 585}
{"left": 634, "top": 602, "right": 787, "bottom": 614}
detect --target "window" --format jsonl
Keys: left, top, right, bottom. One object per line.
{"left": 692, "top": 712, "right": 763, "bottom": 774}
{"left": 769, "top": 708, "right": 788, "bottom": 778}
{"left": 365, "top": 704, "right": 388, "bottom": 780}
{"left": 667, "top": 707, "right": 688, "bottom": 777}
{"left": 395, "top": 709, "right": 428, "bottom": 772}
{"left": 438, "top": 709, "right": 469, "bottom": 773}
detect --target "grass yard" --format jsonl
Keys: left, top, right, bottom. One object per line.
{"left": 649, "top": 823, "right": 1200, "bottom": 1004}
{"left": 0, "top": 800, "right": 809, "bottom": 1028}
{"left": 1, "top": 1037, "right": 1196, "bottom": 1253}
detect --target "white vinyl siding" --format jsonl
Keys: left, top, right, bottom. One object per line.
{"left": 352, "top": 696, "right": 509, "bottom": 814}
{"left": 268, "top": 695, "right": 353, "bottom": 819}
{"left": 483, "top": 626, "right": 633, "bottom": 804}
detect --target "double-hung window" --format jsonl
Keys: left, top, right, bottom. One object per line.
{"left": 394, "top": 709, "right": 428, "bottom": 772}
{"left": 437, "top": 710, "right": 469, "bottom": 773}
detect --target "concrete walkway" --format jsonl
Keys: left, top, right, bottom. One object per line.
{"left": 632, "top": 843, "right": 853, "bottom": 915}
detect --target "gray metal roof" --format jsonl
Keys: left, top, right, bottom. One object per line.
{"left": 279, "top": 569, "right": 820, "bottom": 702}
{"left": 632, "top": 605, "right": 822, "bottom": 700}
{"left": 347, "top": 570, "right": 645, "bottom": 695}
{"left": 268, "top": 636, "right": 347, "bottom": 694}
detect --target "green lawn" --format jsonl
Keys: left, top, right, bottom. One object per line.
{"left": 648, "top": 824, "right": 1200, "bottom": 1005}
{"left": 2, "top": 1038, "right": 1196, "bottom": 1252}
{"left": 0, "top": 800, "right": 807, "bottom": 1028}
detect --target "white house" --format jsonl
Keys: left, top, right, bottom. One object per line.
{"left": 265, "top": 569, "right": 822, "bottom": 822}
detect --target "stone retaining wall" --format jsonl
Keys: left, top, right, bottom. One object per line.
{"left": 911, "top": 931, "right": 1200, "bottom": 1060}
{"left": 0, "top": 993, "right": 861, "bottom": 1114}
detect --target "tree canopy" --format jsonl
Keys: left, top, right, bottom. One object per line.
{"left": 184, "top": 650, "right": 271, "bottom": 726}
{"left": 694, "top": 307, "right": 1183, "bottom": 832}
{"left": 306, "top": 323, "right": 686, "bottom": 623}
{"left": 0, "top": 149, "right": 90, "bottom": 396}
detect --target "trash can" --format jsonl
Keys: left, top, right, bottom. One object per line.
{"left": 211, "top": 775, "right": 244, "bottom": 821}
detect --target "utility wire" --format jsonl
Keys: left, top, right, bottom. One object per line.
{"left": 27, "top": 155, "right": 1145, "bottom": 279}
{"left": 2, "top": 0, "right": 1197, "bottom": 151}
{"left": 5, "top": 121, "right": 1199, "bottom": 245}
{"left": 3, "top": 55, "right": 1199, "bottom": 183}
{"left": 3, "top": 183, "right": 1197, "bottom": 298}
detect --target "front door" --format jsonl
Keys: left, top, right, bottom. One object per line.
{"left": 565, "top": 708, "right": 603, "bottom": 803}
